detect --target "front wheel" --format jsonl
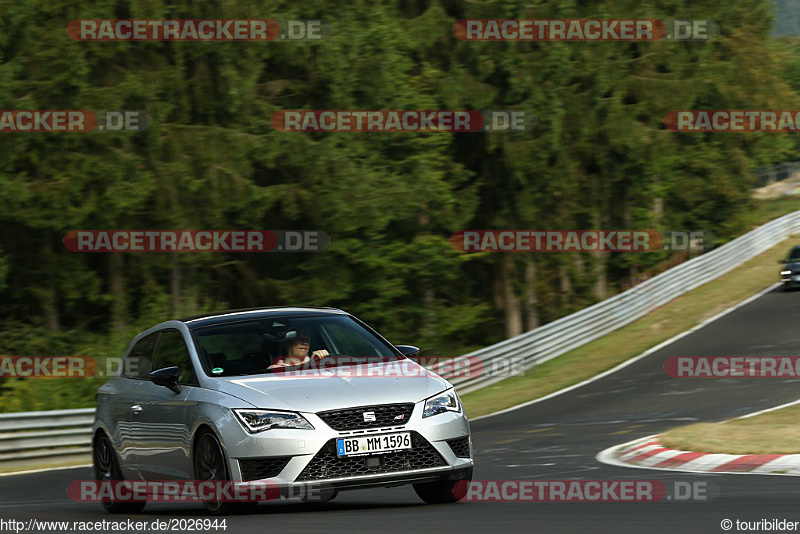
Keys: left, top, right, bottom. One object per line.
{"left": 92, "top": 433, "right": 146, "bottom": 514}
{"left": 413, "top": 468, "right": 472, "bottom": 504}
{"left": 193, "top": 431, "right": 257, "bottom": 515}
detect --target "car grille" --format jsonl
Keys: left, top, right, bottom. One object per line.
{"left": 447, "top": 437, "right": 471, "bottom": 458}
{"left": 296, "top": 431, "right": 446, "bottom": 481}
{"left": 317, "top": 403, "right": 414, "bottom": 430}
{"left": 239, "top": 457, "right": 292, "bottom": 481}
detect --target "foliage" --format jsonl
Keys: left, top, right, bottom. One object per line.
{"left": 0, "top": 0, "right": 797, "bottom": 411}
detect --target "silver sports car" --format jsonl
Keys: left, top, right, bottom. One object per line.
{"left": 92, "top": 307, "right": 473, "bottom": 514}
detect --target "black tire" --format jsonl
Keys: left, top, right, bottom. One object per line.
{"left": 193, "top": 430, "right": 258, "bottom": 515}
{"left": 92, "top": 432, "right": 146, "bottom": 514}
{"left": 413, "top": 468, "right": 472, "bottom": 504}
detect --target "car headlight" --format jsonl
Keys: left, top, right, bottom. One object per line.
{"left": 422, "top": 389, "right": 461, "bottom": 418}
{"left": 233, "top": 409, "right": 314, "bottom": 433}
{"left": 782, "top": 270, "right": 792, "bottom": 276}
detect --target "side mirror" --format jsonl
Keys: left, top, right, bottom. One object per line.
{"left": 779, "top": 259, "right": 788, "bottom": 264}
{"left": 396, "top": 345, "right": 420, "bottom": 357}
{"left": 149, "top": 366, "right": 181, "bottom": 394}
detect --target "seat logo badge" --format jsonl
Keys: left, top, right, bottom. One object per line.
{"left": 363, "top": 411, "right": 376, "bottom": 422}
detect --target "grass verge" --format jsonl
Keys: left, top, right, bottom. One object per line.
{"left": 660, "top": 404, "right": 800, "bottom": 454}
{"left": 461, "top": 236, "right": 795, "bottom": 419}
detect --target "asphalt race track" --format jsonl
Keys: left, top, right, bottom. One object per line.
{"left": 4, "top": 285, "right": 800, "bottom": 533}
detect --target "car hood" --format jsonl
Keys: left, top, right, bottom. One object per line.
{"left": 203, "top": 360, "right": 452, "bottom": 413}
{"left": 783, "top": 261, "right": 800, "bottom": 271}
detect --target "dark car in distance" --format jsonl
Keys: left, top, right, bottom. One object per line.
{"left": 779, "top": 245, "right": 800, "bottom": 288}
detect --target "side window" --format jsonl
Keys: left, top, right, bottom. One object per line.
{"left": 124, "top": 333, "right": 159, "bottom": 379}
{"left": 151, "top": 329, "right": 197, "bottom": 385}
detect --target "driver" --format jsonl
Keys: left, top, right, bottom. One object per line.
{"left": 268, "top": 328, "right": 329, "bottom": 369}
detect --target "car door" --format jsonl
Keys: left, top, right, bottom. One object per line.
{"left": 105, "top": 331, "right": 159, "bottom": 478}
{"left": 128, "top": 328, "right": 198, "bottom": 480}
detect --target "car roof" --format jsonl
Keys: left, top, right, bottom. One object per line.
{"left": 180, "top": 307, "right": 348, "bottom": 329}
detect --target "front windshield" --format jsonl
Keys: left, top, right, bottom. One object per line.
{"left": 191, "top": 315, "right": 400, "bottom": 377}
{"left": 789, "top": 246, "right": 800, "bottom": 261}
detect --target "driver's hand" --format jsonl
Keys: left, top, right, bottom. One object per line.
{"left": 311, "top": 350, "right": 330, "bottom": 359}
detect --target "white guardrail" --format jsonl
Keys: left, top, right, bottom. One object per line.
{"left": 435, "top": 210, "right": 800, "bottom": 392}
{"left": 2, "top": 210, "right": 800, "bottom": 469}
{"left": 0, "top": 408, "right": 95, "bottom": 469}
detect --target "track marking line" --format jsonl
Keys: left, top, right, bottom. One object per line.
{"left": 0, "top": 464, "right": 90, "bottom": 478}
{"left": 735, "top": 397, "right": 800, "bottom": 419}
{"left": 525, "top": 428, "right": 558, "bottom": 434}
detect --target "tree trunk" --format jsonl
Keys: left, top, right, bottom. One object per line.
{"left": 593, "top": 249, "right": 608, "bottom": 299}
{"left": 559, "top": 261, "right": 571, "bottom": 308}
{"left": 421, "top": 283, "right": 435, "bottom": 343}
{"left": 501, "top": 255, "right": 523, "bottom": 338}
{"left": 592, "top": 206, "right": 609, "bottom": 299}
{"left": 524, "top": 257, "right": 539, "bottom": 330}
{"left": 42, "top": 238, "right": 59, "bottom": 331}
{"left": 171, "top": 254, "right": 181, "bottom": 315}
{"left": 109, "top": 253, "right": 126, "bottom": 334}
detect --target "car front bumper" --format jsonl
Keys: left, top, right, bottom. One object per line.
{"left": 781, "top": 273, "right": 800, "bottom": 284}
{"left": 218, "top": 404, "right": 472, "bottom": 493}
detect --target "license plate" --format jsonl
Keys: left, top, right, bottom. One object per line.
{"left": 336, "top": 432, "right": 412, "bottom": 457}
